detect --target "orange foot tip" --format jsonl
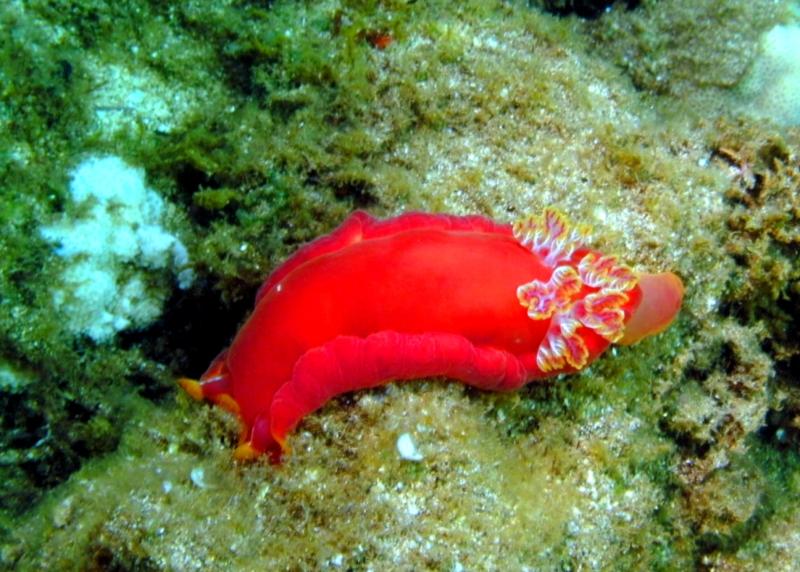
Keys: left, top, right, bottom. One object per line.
{"left": 233, "top": 438, "right": 290, "bottom": 463}
{"left": 213, "top": 393, "right": 241, "bottom": 415}
{"left": 233, "top": 441, "right": 261, "bottom": 462}
{"left": 177, "top": 377, "right": 204, "bottom": 401}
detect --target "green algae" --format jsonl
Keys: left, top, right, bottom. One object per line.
{"left": 2, "top": 0, "right": 800, "bottom": 569}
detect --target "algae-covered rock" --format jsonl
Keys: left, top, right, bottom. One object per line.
{"left": 593, "top": 0, "right": 787, "bottom": 96}
{"left": 3, "top": 0, "right": 800, "bottom": 569}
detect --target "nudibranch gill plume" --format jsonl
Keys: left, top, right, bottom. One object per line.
{"left": 179, "top": 209, "right": 684, "bottom": 462}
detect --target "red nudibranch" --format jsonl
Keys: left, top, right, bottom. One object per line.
{"left": 179, "top": 209, "right": 683, "bottom": 462}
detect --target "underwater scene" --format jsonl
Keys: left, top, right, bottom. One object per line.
{"left": 2, "top": 0, "right": 800, "bottom": 570}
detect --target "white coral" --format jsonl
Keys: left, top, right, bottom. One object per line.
{"left": 40, "top": 155, "right": 193, "bottom": 342}
{"left": 742, "top": 24, "right": 800, "bottom": 126}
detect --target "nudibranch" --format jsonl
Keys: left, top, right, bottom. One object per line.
{"left": 179, "top": 209, "right": 683, "bottom": 462}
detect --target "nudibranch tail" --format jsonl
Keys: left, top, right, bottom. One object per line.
{"left": 514, "top": 209, "right": 638, "bottom": 372}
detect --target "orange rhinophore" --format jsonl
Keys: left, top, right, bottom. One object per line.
{"left": 180, "top": 209, "right": 684, "bottom": 462}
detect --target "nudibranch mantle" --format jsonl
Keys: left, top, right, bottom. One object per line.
{"left": 179, "top": 209, "right": 683, "bottom": 462}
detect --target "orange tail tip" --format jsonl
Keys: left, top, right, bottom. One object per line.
{"left": 213, "top": 393, "right": 241, "bottom": 415}
{"left": 274, "top": 435, "right": 290, "bottom": 458}
{"left": 177, "top": 377, "right": 204, "bottom": 401}
{"left": 233, "top": 415, "right": 291, "bottom": 463}
{"left": 233, "top": 441, "right": 261, "bottom": 462}
{"left": 619, "top": 271, "right": 684, "bottom": 346}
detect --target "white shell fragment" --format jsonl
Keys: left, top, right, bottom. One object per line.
{"left": 396, "top": 433, "right": 424, "bottom": 461}
{"left": 190, "top": 467, "right": 207, "bottom": 488}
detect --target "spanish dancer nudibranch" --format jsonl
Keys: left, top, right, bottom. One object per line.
{"left": 179, "top": 209, "right": 684, "bottom": 462}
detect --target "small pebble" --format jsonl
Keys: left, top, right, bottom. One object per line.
{"left": 190, "top": 467, "right": 206, "bottom": 488}
{"left": 52, "top": 497, "right": 74, "bottom": 528}
{"left": 397, "top": 433, "right": 424, "bottom": 461}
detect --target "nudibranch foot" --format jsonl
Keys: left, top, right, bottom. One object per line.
{"left": 232, "top": 441, "right": 261, "bottom": 462}
{"left": 234, "top": 415, "right": 284, "bottom": 463}
{"left": 265, "top": 331, "right": 532, "bottom": 457}
{"left": 177, "top": 377, "right": 204, "bottom": 401}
